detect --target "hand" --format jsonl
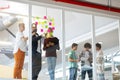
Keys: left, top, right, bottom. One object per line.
{"left": 49, "top": 42, "right": 54, "bottom": 46}
{"left": 46, "top": 44, "right": 50, "bottom": 47}
{"left": 78, "top": 59, "right": 80, "bottom": 62}
{"left": 41, "top": 33, "right": 46, "bottom": 38}
{"left": 24, "top": 37, "right": 28, "bottom": 41}
{"left": 50, "top": 42, "right": 54, "bottom": 46}
{"left": 75, "top": 59, "right": 80, "bottom": 62}
{"left": 21, "top": 36, "right": 28, "bottom": 41}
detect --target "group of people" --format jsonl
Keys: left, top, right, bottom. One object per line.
{"left": 13, "top": 22, "right": 105, "bottom": 80}
{"left": 13, "top": 23, "right": 59, "bottom": 80}
{"left": 32, "top": 23, "right": 60, "bottom": 80}
{"left": 68, "top": 42, "right": 105, "bottom": 80}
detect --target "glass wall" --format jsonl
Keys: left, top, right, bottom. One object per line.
{"left": 65, "top": 11, "right": 92, "bottom": 80}
{"left": 0, "top": 1, "right": 29, "bottom": 79}
{"left": 1, "top": 0, "right": 120, "bottom": 80}
{"left": 32, "top": 5, "right": 62, "bottom": 80}
{"left": 95, "top": 16, "right": 119, "bottom": 80}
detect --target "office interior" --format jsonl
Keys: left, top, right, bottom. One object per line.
{"left": 0, "top": 0, "right": 120, "bottom": 80}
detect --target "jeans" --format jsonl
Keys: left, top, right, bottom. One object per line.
{"left": 69, "top": 67, "right": 77, "bottom": 80}
{"left": 32, "top": 51, "right": 42, "bottom": 80}
{"left": 97, "top": 73, "right": 105, "bottom": 80}
{"left": 81, "top": 69, "right": 92, "bottom": 80}
{"left": 47, "top": 57, "right": 56, "bottom": 80}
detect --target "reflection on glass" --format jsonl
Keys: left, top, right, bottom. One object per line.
{"left": 32, "top": 5, "right": 62, "bottom": 80}
{"left": 0, "top": 1, "right": 29, "bottom": 79}
{"left": 65, "top": 11, "right": 92, "bottom": 80}
{"left": 95, "top": 16, "right": 119, "bottom": 80}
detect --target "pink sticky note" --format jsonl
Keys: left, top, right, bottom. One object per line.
{"left": 44, "top": 16, "right": 47, "bottom": 19}
{"left": 41, "top": 29, "right": 43, "bottom": 32}
{"left": 47, "top": 29, "right": 51, "bottom": 33}
{"left": 35, "top": 22, "right": 38, "bottom": 25}
{"left": 52, "top": 27, "right": 55, "bottom": 30}
{"left": 49, "top": 22, "right": 52, "bottom": 26}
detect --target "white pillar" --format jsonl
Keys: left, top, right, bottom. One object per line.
{"left": 28, "top": 4, "right": 32, "bottom": 80}
{"left": 62, "top": 9, "right": 66, "bottom": 80}
{"left": 91, "top": 15, "right": 97, "bottom": 80}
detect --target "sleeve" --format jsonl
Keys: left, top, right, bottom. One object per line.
{"left": 88, "top": 51, "right": 93, "bottom": 63}
{"left": 43, "top": 38, "right": 48, "bottom": 50}
{"left": 79, "top": 52, "right": 82, "bottom": 59}
{"left": 56, "top": 38, "right": 60, "bottom": 50}
{"left": 79, "top": 52, "right": 85, "bottom": 61}
{"left": 32, "top": 35, "right": 42, "bottom": 42}
{"left": 68, "top": 52, "right": 73, "bottom": 59}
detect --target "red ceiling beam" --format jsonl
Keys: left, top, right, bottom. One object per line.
{"left": 54, "top": 0, "right": 120, "bottom": 13}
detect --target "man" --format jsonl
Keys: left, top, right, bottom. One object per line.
{"left": 79, "top": 43, "right": 93, "bottom": 80}
{"left": 68, "top": 43, "right": 79, "bottom": 80}
{"left": 32, "top": 23, "right": 42, "bottom": 80}
{"left": 43, "top": 27, "right": 60, "bottom": 80}
{"left": 96, "top": 43, "right": 105, "bottom": 80}
{"left": 13, "top": 23, "right": 28, "bottom": 79}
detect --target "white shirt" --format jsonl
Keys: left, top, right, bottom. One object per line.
{"left": 81, "top": 51, "right": 90, "bottom": 66}
{"left": 81, "top": 51, "right": 92, "bottom": 70}
{"left": 96, "top": 50, "right": 104, "bottom": 73}
{"left": 13, "top": 31, "right": 27, "bottom": 54}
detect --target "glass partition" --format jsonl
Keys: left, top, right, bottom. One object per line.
{"left": 65, "top": 11, "right": 93, "bottom": 80}
{"left": 0, "top": 1, "right": 29, "bottom": 79}
{"left": 32, "top": 5, "right": 62, "bottom": 80}
{"left": 1, "top": 1, "right": 120, "bottom": 80}
{"left": 95, "top": 16, "right": 119, "bottom": 80}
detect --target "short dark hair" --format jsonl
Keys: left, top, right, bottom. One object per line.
{"left": 96, "top": 43, "right": 101, "bottom": 49}
{"left": 84, "top": 43, "right": 91, "bottom": 49}
{"left": 72, "top": 43, "right": 78, "bottom": 48}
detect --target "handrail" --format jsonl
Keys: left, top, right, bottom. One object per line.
{"left": 105, "top": 50, "right": 120, "bottom": 62}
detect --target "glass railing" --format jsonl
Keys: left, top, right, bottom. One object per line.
{"left": 104, "top": 50, "right": 120, "bottom": 80}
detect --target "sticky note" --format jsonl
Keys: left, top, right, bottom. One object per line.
{"left": 41, "top": 29, "right": 43, "bottom": 32}
{"left": 49, "top": 22, "right": 52, "bottom": 26}
{"left": 44, "top": 16, "right": 47, "bottom": 19}
{"left": 35, "top": 22, "right": 38, "bottom": 25}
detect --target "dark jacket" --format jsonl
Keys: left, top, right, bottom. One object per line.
{"left": 32, "top": 33, "right": 42, "bottom": 54}
{"left": 43, "top": 37, "right": 60, "bottom": 57}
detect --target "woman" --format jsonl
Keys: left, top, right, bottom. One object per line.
{"left": 43, "top": 27, "right": 60, "bottom": 80}
{"left": 96, "top": 43, "right": 105, "bottom": 80}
